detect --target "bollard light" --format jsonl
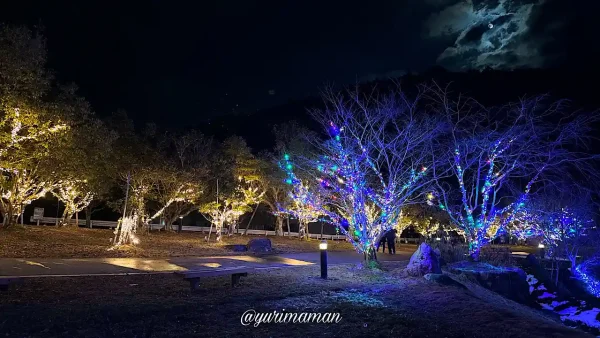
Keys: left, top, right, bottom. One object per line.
{"left": 320, "top": 240, "right": 328, "bottom": 279}
{"left": 319, "top": 241, "right": 328, "bottom": 250}
{"left": 178, "top": 216, "right": 184, "bottom": 233}
{"left": 538, "top": 243, "right": 545, "bottom": 248}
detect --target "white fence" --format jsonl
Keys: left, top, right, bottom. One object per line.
{"left": 29, "top": 216, "right": 420, "bottom": 243}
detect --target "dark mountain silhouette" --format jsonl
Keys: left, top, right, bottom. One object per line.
{"left": 198, "top": 66, "right": 600, "bottom": 151}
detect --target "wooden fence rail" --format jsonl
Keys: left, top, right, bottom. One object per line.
{"left": 28, "top": 216, "right": 420, "bottom": 243}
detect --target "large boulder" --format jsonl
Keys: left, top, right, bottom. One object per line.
{"left": 247, "top": 238, "right": 273, "bottom": 253}
{"left": 424, "top": 273, "right": 466, "bottom": 288}
{"left": 405, "top": 242, "right": 442, "bottom": 276}
{"left": 448, "top": 261, "right": 533, "bottom": 304}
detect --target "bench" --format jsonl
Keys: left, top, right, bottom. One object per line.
{"left": 0, "top": 277, "right": 22, "bottom": 291}
{"left": 176, "top": 267, "right": 253, "bottom": 291}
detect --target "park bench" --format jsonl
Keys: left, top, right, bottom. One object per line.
{"left": 0, "top": 277, "right": 22, "bottom": 291}
{"left": 176, "top": 266, "right": 253, "bottom": 291}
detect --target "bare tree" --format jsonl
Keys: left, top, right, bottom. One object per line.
{"left": 512, "top": 184, "right": 598, "bottom": 271}
{"left": 282, "top": 88, "right": 445, "bottom": 262}
{"left": 427, "top": 85, "right": 600, "bottom": 260}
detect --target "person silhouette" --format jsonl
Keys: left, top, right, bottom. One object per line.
{"left": 386, "top": 228, "right": 397, "bottom": 255}
{"left": 377, "top": 232, "right": 387, "bottom": 253}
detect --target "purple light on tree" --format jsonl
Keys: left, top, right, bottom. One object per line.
{"left": 427, "top": 88, "right": 599, "bottom": 261}
{"left": 280, "top": 89, "right": 443, "bottom": 262}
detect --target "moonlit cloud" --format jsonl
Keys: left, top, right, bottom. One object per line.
{"left": 423, "top": 0, "right": 561, "bottom": 70}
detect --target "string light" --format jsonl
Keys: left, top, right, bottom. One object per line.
{"left": 575, "top": 258, "right": 600, "bottom": 297}
{"left": 279, "top": 121, "right": 430, "bottom": 258}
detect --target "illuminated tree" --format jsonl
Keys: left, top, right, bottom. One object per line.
{"left": 199, "top": 136, "right": 264, "bottom": 241}
{"left": 254, "top": 153, "right": 290, "bottom": 236}
{"left": 280, "top": 175, "right": 324, "bottom": 240}
{"left": 428, "top": 88, "right": 599, "bottom": 260}
{"left": 0, "top": 26, "right": 70, "bottom": 226}
{"left": 52, "top": 180, "right": 93, "bottom": 226}
{"left": 260, "top": 122, "right": 320, "bottom": 236}
{"left": 1, "top": 165, "right": 58, "bottom": 226}
{"left": 281, "top": 89, "right": 443, "bottom": 261}
{"left": 106, "top": 113, "right": 160, "bottom": 231}
{"left": 51, "top": 86, "right": 117, "bottom": 227}
{"left": 398, "top": 204, "right": 452, "bottom": 240}
{"left": 148, "top": 131, "right": 210, "bottom": 228}
{"left": 111, "top": 215, "right": 140, "bottom": 247}
{"left": 512, "top": 188, "right": 598, "bottom": 270}
{"left": 200, "top": 179, "right": 263, "bottom": 241}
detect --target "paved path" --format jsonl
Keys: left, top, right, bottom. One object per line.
{"left": 0, "top": 248, "right": 414, "bottom": 278}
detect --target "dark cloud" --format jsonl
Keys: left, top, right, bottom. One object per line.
{"left": 358, "top": 70, "right": 407, "bottom": 83}
{"left": 422, "top": 0, "right": 570, "bottom": 70}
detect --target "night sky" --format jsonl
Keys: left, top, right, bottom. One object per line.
{"left": 1, "top": 1, "right": 598, "bottom": 128}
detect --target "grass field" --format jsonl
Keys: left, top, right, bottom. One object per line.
{"left": 0, "top": 226, "right": 355, "bottom": 258}
{"left": 0, "top": 262, "right": 587, "bottom": 338}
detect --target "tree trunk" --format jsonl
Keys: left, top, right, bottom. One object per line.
{"left": 60, "top": 206, "right": 75, "bottom": 227}
{"left": 166, "top": 216, "right": 178, "bottom": 231}
{"left": 275, "top": 216, "right": 284, "bottom": 236}
{"left": 243, "top": 204, "right": 259, "bottom": 235}
{"left": 570, "top": 248, "right": 579, "bottom": 271}
{"left": 363, "top": 245, "right": 378, "bottom": 264}
{"left": 207, "top": 222, "right": 214, "bottom": 242}
{"left": 4, "top": 203, "right": 19, "bottom": 228}
{"left": 85, "top": 206, "right": 92, "bottom": 228}
{"left": 299, "top": 220, "right": 309, "bottom": 240}
{"left": 215, "top": 220, "right": 223, "bottom": 242}
{"left": 320, "top": 221, "right": 324, "bottom": 239}
{"left": 468, "top": 237, "right": 482, "bottom": 261}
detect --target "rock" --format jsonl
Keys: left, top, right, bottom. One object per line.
{"left": 434, "top": 248, "right": 447, "bottom": 266}
{"left": 247, "top": 238, "right": 272, "bottom": 253}
{"left": 404, "top": 242, "right": 442, "bottom": 276}
{"left": 424, "top": 273, "right": 466, "bottom": 288}
{"left": 448, "top": 261, "right": 533, "bottom": 304}
{"left": 224, "top": 244, "right": 248, "bottom": 252}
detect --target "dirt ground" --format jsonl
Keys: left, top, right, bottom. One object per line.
{"left": 0, "top": 262, "right": 588, "bottom": 338}
{"left": 0, "top": 226, "right": 355, "bottom": 258}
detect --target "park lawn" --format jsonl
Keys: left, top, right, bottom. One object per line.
{"left": 0, "top": 262, "right": 587, "bottom": 338}
{"left": 0, "top": 226, "right": 355, "bottom": 258}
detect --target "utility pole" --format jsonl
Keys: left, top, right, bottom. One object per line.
{"left": 122, "top": 172, "right": 131, "bottom": 220}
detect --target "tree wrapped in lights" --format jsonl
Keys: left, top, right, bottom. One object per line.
{"left": 281, "top": 89, "right": 442, "bottom": 261}
{"left": 257, "top": 153, "right": 292, "bottom": 236}
{"left": 200, "top": 178, "right": 264, "bottom": 242}
{"left": 51, "top": 97, "right": 116, "bottom": 227}
{"left": 398, "top": 204, "right": 453, "bottom": 240}
{"left": 575, "top": 257, "right": 600, "bottom": 298}
{"left": 278, "top": 157, "right": 324, "bottom": 240}
{"left": 0, "top": 26, "right": 70, "bottom": 226}
{"left": 149, "top": 131, "right": 211, "bottom": 228}
{"left": 512, "top": 188, "right": 598, "bottom": 270}
{"left": 111, "top": 215, "right": 140, "bottom": 247}
{"left": 106, "top": 112, "right": 163, "bottom": 231}
{"left": 428, "top": 89, "right": 599, "bottom": 260}
{"left": 264, "top": 122, "right": 321, "bottom": 236}
{"left": 1, "top": 166, "right": 57, "bottom": 225}
{"left": 52, "top": 179, "right": 93, "bottom": 226}
{"left": 200, "top": 136, "right": 264, "bottom": 242}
